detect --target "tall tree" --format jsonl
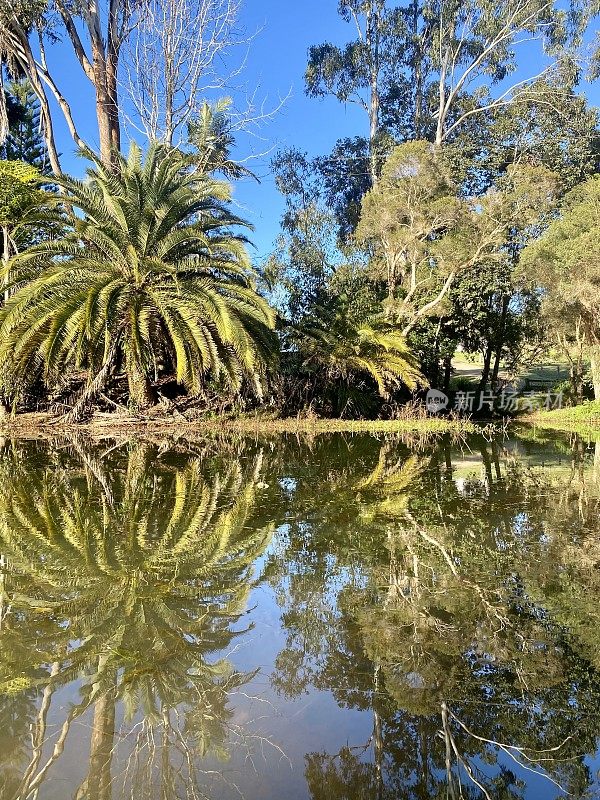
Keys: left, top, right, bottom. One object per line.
{"left": 1, "top": 81, "right": 48, "bottom": 171}
{"left": 521, "top": 174, "right": 600, "bottom": 400}
{"left": 303, "top": 0, "right": 598, "bottom": 242}
{"left": 305, "top": 0, "right": 410, "bottom": 182}
{"left": 0, "top": 0, "right": 138, "bottom": 171}
{"left": 355, "top": 140, "right": 557, "bottom": 335}
{"left": 427, "top": 0, "right": 594, "bottom": 148}
{"left": 123, "top": 0, "right": 245, "bottom": 145}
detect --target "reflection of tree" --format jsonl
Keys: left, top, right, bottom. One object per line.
{"left": 265, "top": 435, "right": 600, "bottom": 800}
{"left": 0, "top": 440, "right": 273, "bottom": 800}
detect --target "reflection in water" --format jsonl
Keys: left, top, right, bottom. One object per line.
{"left": 0, "top": 441, "right": 273, "bottom": 799}
{"left": 265, "top": 435, "right": 600, "bottom": 800}
{"left": 0, "top": 434, "right": 600, "bottom": 799}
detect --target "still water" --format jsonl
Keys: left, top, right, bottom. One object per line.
{"left": 1, "top": 431, "right": 600, "bottom": 800}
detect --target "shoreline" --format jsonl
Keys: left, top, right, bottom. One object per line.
{"left": 523, "top": 401, "right": 600, "bottom": 436}
{"left": 0, "top": 411, "right": 478, "bottom": 437}
{"left": 2, "top": 409, "right": 599, "bottom": 439}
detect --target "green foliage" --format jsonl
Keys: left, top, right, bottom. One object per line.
{"left": 265, "top": 148, "right": 343, "bottom": 323}
{"left": 1, "top": 80, "right": 48, "bottom": 171}
{"left": 521, "top": 174, "right": 600, "bottom": 399}
{"left": 295, "top": 312, "right": 426, "bottom": 399}
{"left": 0, "top": 143, "right": 277, "bottom": 409}
{"left": 356, "top": 141, "right": 558, "bottom": 334}
{"left": 304, "top": 1, "right": 411, "bottom": 129}
{"left": 187, "top": 97, "right": 254, "bottom": 181}
{"left": 0, "top": 160, "right": 40, "bottom": 225}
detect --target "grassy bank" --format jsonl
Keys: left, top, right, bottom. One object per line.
{"left": 0, "top": 410, "right": 478, "bottom": 437}
{"left": 527, "top": 400, "right": 600, "bottom": 434}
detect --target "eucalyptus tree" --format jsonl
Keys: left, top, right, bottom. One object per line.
{"left": 0, "top": 144, "right": 276, "bottom": 413}
{"left": 426, "top": 81, "right": 600, "bottom": 389}
{"left": 355, "top": 140, "right": 558, "bottom": 335}
{"left": 0, "top": 0, "right": 258, "bottom": 172}
{"left": 308, "top": 0, "right": 597, "bottom": 150}
{"left": 306, "top": 0, "right": 414, "bottom": 182}
{"left": 521, "top": 174, "right": 600, "bottom": 400}
{"left": 0, "top": 0, "right": 135, "bottom": 172}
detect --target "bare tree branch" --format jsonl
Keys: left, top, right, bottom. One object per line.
{"left": 122, "top": 0, "right": 262, "bottom": 145}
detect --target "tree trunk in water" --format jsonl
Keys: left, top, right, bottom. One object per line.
{"left": 2, "top": 224, "right": 9, "bottom": 304}
{"left": 373, "top": 664, "right": 384, "bottom": 800}
{"left": 87, "top": 687, "right": 116, "bottom": 800}
{"left": 480, "top": 442, "right": 494, "bottom": 488}
{"left": 0, "top": 553, "right": 6, "bottom": 631}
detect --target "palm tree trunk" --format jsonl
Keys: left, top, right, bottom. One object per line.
{"left": 2, "top": 223, "right": 10, "bottom": 304}
{"left": 126, "top": 355, "right": 156, "bottom": 410}
{"left": 0, "top": 553, "right": 7, "bottom": 630}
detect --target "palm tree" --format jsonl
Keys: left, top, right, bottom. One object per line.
{"left": 0, "top": 143, "right": 276, "bottom": 412}
{"left": 292, "top": 310, "right": 425, "bottom": 415}
{"left": 187, "top": 98, "right": 255, "bottom": 181}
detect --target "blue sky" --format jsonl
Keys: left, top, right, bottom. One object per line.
{"left": 43, "top": 0, "right": 366, "bottom": 261}
{"left": 40, "top": 0, "right": 600, "bottom": 262}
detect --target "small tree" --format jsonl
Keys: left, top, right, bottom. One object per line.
{"left": 0, "top": 144, "right": 276, "bottom": 415}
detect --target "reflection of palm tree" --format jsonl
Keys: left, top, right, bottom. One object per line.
{"left": 0, "top": 442, "right": 273, "bottom": 800}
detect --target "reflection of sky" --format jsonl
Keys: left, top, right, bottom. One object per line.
{"left": 220, "top": 564, "right": 579, "bottom": 800}
{"left": 6, "top": 433, "right": 600, "bottom": 799}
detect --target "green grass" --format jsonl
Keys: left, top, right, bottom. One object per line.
{"left": 527, "top": 400, "right": 600, "bottom": 434}
{"left": 521, "top": 362, "right": 569, "bottom": 384}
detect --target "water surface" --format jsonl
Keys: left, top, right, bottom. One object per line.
{"left": 1, "top": 431, "right": 600, "bottom": 799}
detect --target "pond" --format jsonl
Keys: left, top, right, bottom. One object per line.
{"left": 1, "top": 430, "right": 600, "bottom": 800}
